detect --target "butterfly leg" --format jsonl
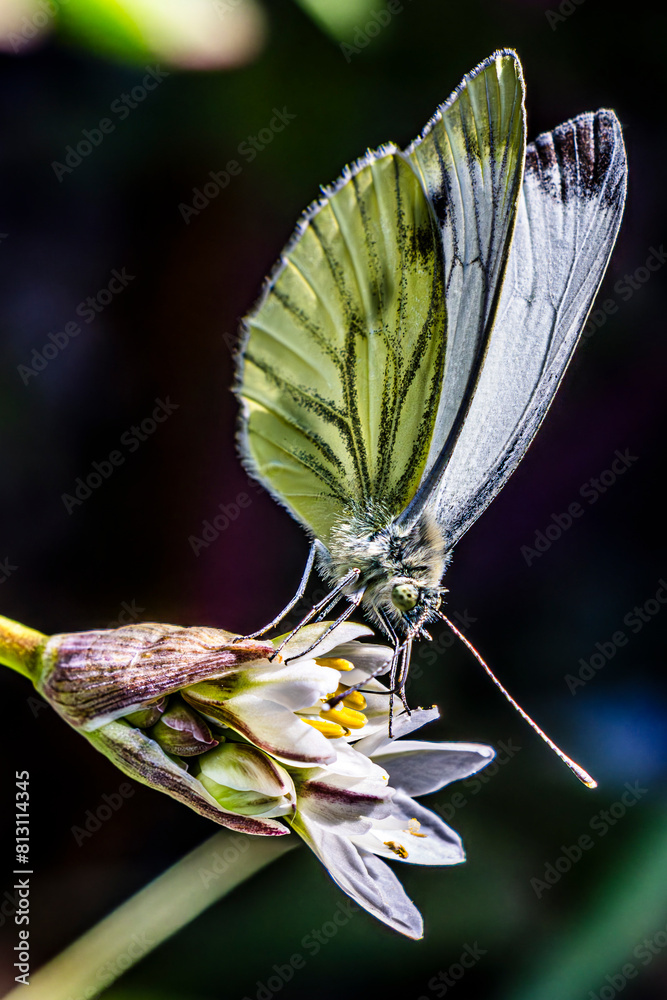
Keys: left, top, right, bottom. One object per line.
{"left": 374, "top": 610, "right": 403, "bottom": 738}
{"left": 234, "top": 541, "right": 319, "bottom": 641}
{"left": 314, "top": 588, "right": 348, "bottom": 622}
{"left": 270, "top": 568, "right": 361, "bottom": 660}
{"left": 395, "top": 638, "right": 413, "bottom": 715}
{"left": 326, "top": 610, "right": 413, "bottom": 737}
{"left": 283, "top": 590, "right": 364, "bottom": 661}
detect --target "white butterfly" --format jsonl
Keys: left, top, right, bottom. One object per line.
{"left": 235, "top": 50, "right": 627, "bottom": 757}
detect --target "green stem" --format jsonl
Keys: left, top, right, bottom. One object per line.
{"left": 0, "top": 614, "right": 46, "bottom": 681}
{"left": 4, "top": 830, "right": 297, "bottom": 1000}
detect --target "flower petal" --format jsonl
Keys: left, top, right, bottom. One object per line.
{"left": 371, "top": 741, "right": 495, "bottom": 796}
{"left": 185, "top": 658, "right": 340, "bottom": 714}
{"left": 291, "top": 811, "right": 423, "bottom": 938}
{"left": 198, "top": 742, "right": 294, "bottom": 797}
{"left": 198, "top": 747, "right": 295, "bottom": 818}
{"left": 351, "top": 792, "right": 464, "bottom": 866}
{"left": 327, "top": 640, "right": 393, "bottom": 680}
{"left": 319, "top": 739, "right": 385, "bottom": 778}
{"left": 234, "top": 659, "right": 341, "bottom": 710}
{"left": 85, "top": 720, "right": 288, "bottom": 836}
{"left": 353, "top": 707, "right": 440, "bottom": 756}
{"left": 184, "top": 691, "right": 337, "bottom": 766}
{"left": 279, "top": 622, "right": 373, "bottom": 664}
{"left": 297, "top": 767, "right": 393, "bottom": 835}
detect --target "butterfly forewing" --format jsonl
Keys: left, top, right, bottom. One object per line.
{"left": 422, "top": 109, "right": 627, "bottom": 546}
{"left": 400, "top": 50, "right": 526, "bottom": 524}
{"left": 237, "top": 153, "right": 446, "bottom": 548}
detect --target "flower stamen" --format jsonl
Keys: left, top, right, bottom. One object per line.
{"left": 302, "top": 716, "right": 349, "bottom": 739}
{"left": 384, "top": 841, "right": 409, "bottom": 859}
{"left": 316, "top": 656, "right": 354, "bottom": 672}
{"left": 340, "top": 688, "right": 367, "bottom": 711}
{"left": 319, "top": 703, "right": 367, "bottom": 729}
{"left": 406, "top": 818, "right": 428, "bottom": 838}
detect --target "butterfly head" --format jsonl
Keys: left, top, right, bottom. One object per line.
{"left": 388, "top": 577, "right": 445, "bottom": 633}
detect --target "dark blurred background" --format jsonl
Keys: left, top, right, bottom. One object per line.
{"left": 1, "top": 1, "right": 666, "bottom": 998}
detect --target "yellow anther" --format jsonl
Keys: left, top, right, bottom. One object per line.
{"left": 384, "top": 841, "right": 409, "bottom": 859}
{"left": 323, "top": 684, "right": 367, "bottom": 717}
{"left": 302, "top": 716, "right": 348, "bottom": 739}
{"left": 316, "top": 657, "right": 354, "bottom": 672}
{"left": 406, "top": 818, "right": 428, "bottom": 838}
{"left": 342, "top": 689, "right": 367, "bottom": 711}
{"left": 320, "top": 704, "right": 367, "bottom": 729}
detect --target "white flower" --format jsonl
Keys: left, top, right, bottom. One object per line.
{"left": 288, "top": 704, "right": 494, "bottom": 937}
{"left": 182, "top": 622, "right": 378, "bottom": 766}
{"left": 186, "top": 625, "right": 496, "bottom": 936}
{"left": 34, "top": 617, "right": 496, "bottom": 934}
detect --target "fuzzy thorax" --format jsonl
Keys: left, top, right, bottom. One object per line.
{"left": 321, "top": 500, "right": 450, "bottom": 630}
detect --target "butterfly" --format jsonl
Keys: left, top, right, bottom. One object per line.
{"left": 234, "top": 49, "right": 627, "bottom": 740}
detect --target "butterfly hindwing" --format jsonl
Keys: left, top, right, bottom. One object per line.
{"left": 237, "top": 152, "right": 446, "bottom": 548}
{"left": 419, "top": 109, "right": 627, "bottom": 546}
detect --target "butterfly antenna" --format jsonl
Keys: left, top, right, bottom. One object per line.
{"left": 438, "top": 612, "right": 597, "bottom": 789}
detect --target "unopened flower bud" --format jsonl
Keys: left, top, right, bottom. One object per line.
{"left": 124, "top": 697, "right": 167, "bottom": 728}
{"left": 36, "top": 622, "right": 274, "bottom": 731}
{"left": 149, "top": 697, "right": 219, "bottom": 756}
{"left": 197, "top": 742, "right": 296, "bottom": 818}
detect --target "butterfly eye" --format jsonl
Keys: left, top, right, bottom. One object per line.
{"left": 391, "top": 583, "right": 419, "bottom": 612}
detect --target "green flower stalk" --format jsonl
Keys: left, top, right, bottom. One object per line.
{"left": 0, "top": 614, "right": 46, "bottom": 681}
